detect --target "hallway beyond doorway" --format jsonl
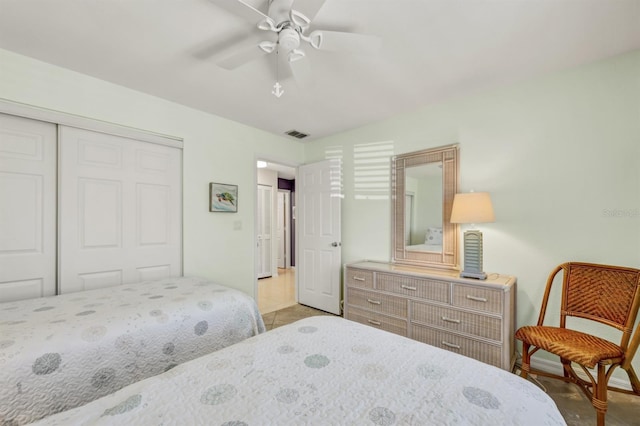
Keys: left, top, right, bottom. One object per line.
{"left": 257, "top": 268, "right": 296, "bottom": 314}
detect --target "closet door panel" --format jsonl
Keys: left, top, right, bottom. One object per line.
{"left": 59, "top": 126, "right": 181, "bottom": 293}
{"left": 0, "top": 113, "right": 56, "bottom": 302}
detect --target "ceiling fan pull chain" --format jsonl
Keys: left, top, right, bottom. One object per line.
{"left": 272, "top": 47, "right": 284, "bottom": 98}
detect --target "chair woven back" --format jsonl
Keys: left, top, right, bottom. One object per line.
{"left": 561, "top": 262, "right": 640, "bottom": 338}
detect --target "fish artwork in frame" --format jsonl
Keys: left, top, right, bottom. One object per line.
{"left": 209, "top": 182, "right": 238, "bottom": 213}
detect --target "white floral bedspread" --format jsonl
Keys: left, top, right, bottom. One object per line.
{"left": 32, "top": 316, "right": 566, "bottom": 426}
{"left": 0, "top": 276, "right": 265, "bottom": 426}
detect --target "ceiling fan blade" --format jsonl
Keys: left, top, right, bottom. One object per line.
{"left": 208, "top": 0, "right": 270, "bottom": 24}
{"left": 311, "top": 30, "right": 381, "bottom": 54}
{"left": 291, "top": 0, "right": 327, "bottom": 22}
{"left": 192, "top": 30, "right": 256, "bottom": 60}
{"left": 217, "top": 41, "right": 271, "bottom": 70}
{"left": 288, "top": 54, "right": 312, "bottom": 87}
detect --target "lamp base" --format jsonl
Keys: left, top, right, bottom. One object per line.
{"left": 461, "top": 229, "right": 487, "bottom": 280}
{"left": 460, "top": 270, "right": 487, "bottom": 280}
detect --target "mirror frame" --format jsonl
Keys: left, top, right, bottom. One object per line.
{"left": 391, "top": 144, "right": 459, "bottom": 270}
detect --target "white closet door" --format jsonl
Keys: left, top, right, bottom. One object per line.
{"left": 59, "top": 126, "right": 182, "bottom": 293}
{"left": 0, "top": 114, "right": 57, "bottom": 302}
{"left": 256, "top": 184, "right": 272, "bottom": 279}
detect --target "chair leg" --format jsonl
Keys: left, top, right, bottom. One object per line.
{"left": 520, "top": 342, "right": 531, "bottom": 379}
{"left": 623, "top": 365, "right": 640, "bottom": 395}
{"left": 592, "top": 363, "right": 608, "bottom": 426}
{"left": 561, "top": 358, "right": 571, "bottom": 379}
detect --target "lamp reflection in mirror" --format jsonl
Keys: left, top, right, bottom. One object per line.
{"left": 450, "top": 192, "right": 495, "bottom": 280}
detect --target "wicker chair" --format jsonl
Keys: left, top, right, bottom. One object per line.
{"left": 515, "top": 262, "right": 640, "bottom": 426}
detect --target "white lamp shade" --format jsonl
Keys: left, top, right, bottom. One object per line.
{"left": 450, "top": 192, "right": 495, "bottom": 224}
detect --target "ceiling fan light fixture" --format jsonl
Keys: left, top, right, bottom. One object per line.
{"left": 278, "top": 27, "right": 300, "bottom": 52}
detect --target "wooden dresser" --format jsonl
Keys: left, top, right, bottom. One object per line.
{"left": 344, "top": 261, "right": 517, "bottom": 370}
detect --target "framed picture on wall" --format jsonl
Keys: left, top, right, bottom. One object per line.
{"left": 209, "top": 182, "right": 238, "bottom": 213}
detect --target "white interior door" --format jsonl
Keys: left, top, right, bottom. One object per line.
{"left": 58, "top": 126, "right": 182, "bottom": 293}
{"left": 256, "top": 184, "right": 272, "bottom": 278}
{"left": 0, "top": 113, "right": 57, "bottom": 302}
{"left": 277, "top": 190, "right": 285, "bottom": 269}
{"left": 297, "top": 159, "right": 341, "bottom": 315}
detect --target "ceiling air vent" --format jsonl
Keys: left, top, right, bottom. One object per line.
{"left": 285, "top": 129, "right": 309, "bottom": 139}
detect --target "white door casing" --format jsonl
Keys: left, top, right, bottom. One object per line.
{"left": 256, "top": 184, "right": 272, "bottom": 279}
{"left": 0, "top": 113, "right": 57, "bottom": 302}
{"left": 297, "top": 159, "right": 342, "bottom": 315}
{"left": 282, "top": 190, "right": 291, "bottom": 269}
{"left": 277, "top": 190, "right": 291, "bottom": 269}
{"left": 58, "top": 126, "right": 182, "bottom": 293}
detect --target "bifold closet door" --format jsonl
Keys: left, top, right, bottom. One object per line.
{"left": 0, "top": 113, "right": 57, "bottom": 302}
{"left": 58, "top": 126, "right": 182, "bottom": 293}
{"left": 256, "top": 184, "right": 272, "bottom": 279}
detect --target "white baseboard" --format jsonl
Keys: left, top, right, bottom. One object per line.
{"left": 527, "top": 357, "right": 632, "bottom": 391}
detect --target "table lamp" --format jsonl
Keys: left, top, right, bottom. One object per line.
{"left": 450, "top": 192, "right": 495, "bottom": 280}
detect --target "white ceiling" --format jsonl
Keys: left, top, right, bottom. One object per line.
{"left": 0, "top": 0, "right": 639, "bottom": 142}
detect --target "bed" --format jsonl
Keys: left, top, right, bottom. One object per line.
{"left": 31, "top": 316, "right": 566, "bottom": 425}
{"left": 0, "top": 276, "right": 265, "bottom": 426}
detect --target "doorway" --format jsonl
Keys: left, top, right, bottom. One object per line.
{"left": 256, "top": 159, "right": 297, "bottom": 314}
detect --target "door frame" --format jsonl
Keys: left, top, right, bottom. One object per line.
{"left": 277, "top": 189, "right": 292, "bottom": 269}
{"left": 254, "top": 156, "right": 300, "bottom": 305}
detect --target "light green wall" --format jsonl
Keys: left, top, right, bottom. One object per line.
{"left": 2, "top": 45, "right": 639, "bottom": 378}
{"left": 305, "top": 50, "right": 640, "bottom": 375}
{"left": 0, "top": 48, "right": 304, "bottom": 298}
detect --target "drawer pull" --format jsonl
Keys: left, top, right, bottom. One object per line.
{"left": 353, "top": 276, "right": 366, "bottom": 282}
{"left": 401, "top": 284, "right": 417, "bottom": 291}
{"left": 442, "top": 341, "right": 461, "bottom": 350}
{"left": 368, "top": 319, "right": 382, "bottom": 326}
{"left": 466, "top": 295, "right": 488, "bottom": 303}
{"left": 441, "top": 316, "right": 461, "bottom": 324}
{"left": 366, "top": 298, "right": 381, "bottom": 305}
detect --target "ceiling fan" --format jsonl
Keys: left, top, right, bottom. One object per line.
{"left": 208, "top": 0, "right": 381, "bottom": 87}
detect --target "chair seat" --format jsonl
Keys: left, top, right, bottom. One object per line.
{"left": 515, "top": 325, "right": 624, "bottom": 369}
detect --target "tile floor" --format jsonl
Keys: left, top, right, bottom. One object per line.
{"left": 262, "top": 304, "right": 639, "bottom": 426}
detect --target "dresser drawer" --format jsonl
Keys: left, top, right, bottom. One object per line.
{"left": 452, "top": 284, "right": 503, "bottom": 314}
{"left": 346, "top": 287, "right": 408, "bottom": 319}
{"left": 345, "top": 306, "right": 407, "bottom": 337}
{"left": 411, "top": 301, "right": 502, "bottom": 341}
{"left": 345, "top": 268, "right": 374, "bottom": 289}
{"left": 412, "top": 324, "right": 502, "bottom": 368}
{"left": 377, "top": 272, "right": 449, "bottom": 303}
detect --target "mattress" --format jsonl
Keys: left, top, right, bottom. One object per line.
{"left": 32, "top": 316, "right": 566, "bottom": 425}
{"left": 0, "top": 276, "right": 265, "bottom": 425}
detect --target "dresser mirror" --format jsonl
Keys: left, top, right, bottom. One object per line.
{"left": 391, "top": 144, "right": 459, "bottom": 269}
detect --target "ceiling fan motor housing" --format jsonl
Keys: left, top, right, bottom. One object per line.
{"left": 279, "top": 27, "right": 300, "bottom": 52}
